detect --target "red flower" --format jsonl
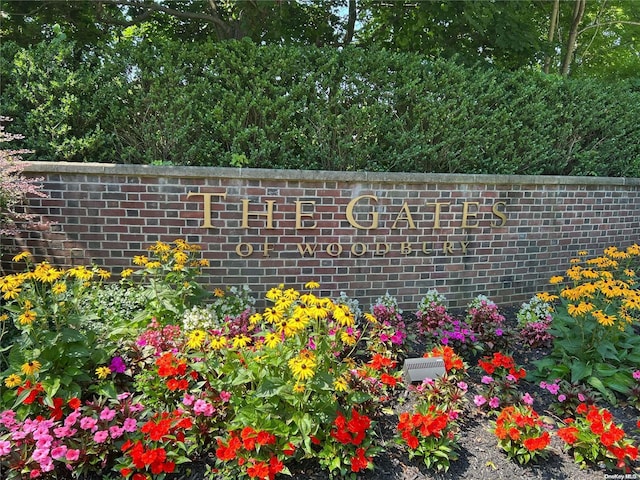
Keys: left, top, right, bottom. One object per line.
{"left": 68, "top": 397, "right": 81, "bottom": 410}
{"left": 380, "top": 373, "right": 398, "bottom": 387}
{"left": 576, "top": 403, "right": 588, "bottom": 415}
{"left": 247, "top": 460, "right": 269, "bottom": 479}
{"left": 350, "top": 447, "right": 371, "bottom": 472}
{"left": 523, "top": 432, "right": 550, "bottom": 452}
{"left": 557, "top": 426, "right": 579, "bottom": 445}
{"left": 49, "top": 397, "right": 65, "bottom": 421}
{"left": 216, "top": 434, "right": 241, "bottom": 461}
{"left": 283, "top": 442, "right": 296, "bottom": 456}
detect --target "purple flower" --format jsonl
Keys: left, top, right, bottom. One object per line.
{"left": 547, "top": 383, "right": 560, "bottom": 395}
{"left": 495, "top": 328, "right": 503, "bottom": 336}
{"left": 557, "top": 394, "right": 567, "bottom": 402}
{"left": 109, "top": 356, "right": 127, "bottom": 374}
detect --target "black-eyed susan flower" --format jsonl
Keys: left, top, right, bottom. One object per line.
{"left": 186, "top": 330, "right": 207, "bottom": 349}
{"left": 232, "top": 334, "right": 251, "bottom": 349}
{"left": 333, "top": 376, "right": 349, "bottom": 393}
{"left": 21, "top": 360, "right": 42, "bottom": 376}
{"left": 264, "top": 332, "right": 281, "bottom": 348}
{"left": 18, "top": 310, "right": 37, "bottom": 326}
{"left": 293, "top": 382, "right": 306, "bottom": 393}
{"left": 12, "top": 251, "right": 31, "bottom": 262}
{"left": 550, "top": 276, "right": 564, "bottom": 285}
{"left": 121, "top": 268, "right": 134, "bottom": 278}
{"left": 305, "top": 280, "right": 320, "bottom": 290}
{"left": 210, "top": 335, "right": 227, "bottom": 350}
{"left": 133, "top": 255, "right": 148, "bottom": 266}
{"left": 4, "top": 374, "right": 22, "bottom": 388}
{"left": 51, "top": 282, "right": 67, "bottom": 295}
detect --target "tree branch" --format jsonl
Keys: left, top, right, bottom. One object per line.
{"left": 578, "top": 20, "right": 640, "bottom": 35}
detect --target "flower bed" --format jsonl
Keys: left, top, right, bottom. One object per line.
{"left": 1, "top": 241, "right": 639, "bottom": 479}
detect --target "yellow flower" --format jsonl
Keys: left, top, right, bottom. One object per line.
{"left": 561, "top": 287, "right": 583, "bottom": 302}
{"left": 18, "top": 310, "right": 37, "bottom": 325}
{"left": 624, "top": 269, "right": 636, "bottom": 278}
{"left": 567, "top": 302, "right": 593, "bottom": 317}
{"left": 52, "top": 282, "right": 67, "bottom": 295}
{"left": 146, "top": 261, "right": 162, "bottom": 269}
{"left": 265, "top": 287, "right": 282, "bottom": 301}
{"left": 2, "top": 288, "right": 20, "bottom": 301}
{"left": 626, "top": 244, "right": 640, "bottom": 256}
{"left": 174, "top": 251, "right": 188, "bottom": 264}
{"left": 96, "top": 268, "right": 111, "bottom": 280}
{"left": 96, "top": 366, "right": 111, "bottom": 379}
{"left": 0, "top": 313, "right": 8, "bottom": 322}
{"left": 150, "top": 241, "right": 171, "bottom": 253}
{"left": 133, "top": 255, "right": 148, "bottom": 266}
{"left": 214, "top": 288, "right": 225, "bottom": 298}
{"left": 592, "top": 310, "right": 615, "bottom": 327}
{"left": 232, "top": 334, "right": 251, "bottom": 349}
{"left": 536, "top": 292, "right": 558, "bottom": 302}
{"left": 198, "top": 259, "right": 210, "bottom": 267}
{"left": 288, "top": 357, "right": 316, "bottom": 381}
{"left": 33, "top": 263, "right": 63, "bottom": 283}
{"left": 305, "top": 280, "right": 320, "bottom": 290}
{"left": 250, "top": 313, "right": 263, "bottom": 325}
{"left": 264, "top": 332, "right": 281, "bottom": 348}
{"left": 263, "top": 307, "right": 283, "bottom": 324}
{"left": 577, "top": 250, "right": 588, "bottom": 256}
{"left": 121, "top": 268, "right": 134, "bottom": 278}
{"left": 293, "top": 382, "right": 306, "bottom": 393}
{"left": 4, "top": 374, "right": 22, "bottom": 388}
{"left": 210, "top": 335, "right": 228, "bottom": 350}
{"left": 333, "top": 305, "right": 355, "bottom": 327}
{"left": 282, "top": 288, "right": 300, "bottom": 301}
{"left": 12, "top": 251, "right": 31, "bottom": 262}
{"left": 69, "top": 266, "right": 93, "bottom": 281}
{"left": 550, "top": 276, "right": 564, "bottom": 285}
{"left": 186, "top": 330, "right": 207, "bottom": 349}
{"left": 21, "top": 360, "right": 42, "bottom": 376}
{"left": 580, "top": 269, "right": 599, "bottom": 279}
{"left": 340, "top": 332, "right": 357, "bottom": 346}
{"left": 363, "top": 312, "right": 378, "bottom": 324}
{"left": 333, "top": 376, "right": 349, "bottom": 393}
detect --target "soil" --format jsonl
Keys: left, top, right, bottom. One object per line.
{"left": 174, "top": 307, "right": 640, "bottom": 480}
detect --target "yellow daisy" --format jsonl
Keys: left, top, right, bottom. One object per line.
{"left": 95, "top": 366, "right": 111, "bottom": 379}
{"left": 12, "top": 251, "right": 31, "bottom": 262}
{"left": 214, "top": 288, "right": 225, "bottom": 298}
{"left": 21, "top": 360, "right": 42, "bottom": 376}
{"left": 550, "top": 276, "right": 564, "bottom": 285}
{"left": 305, "top": 280, "right": 320, "bottom": 290}
{"left": 210, "top": 335, "right": 228, "bottom": 350}
{"left": 4, "top": 374, "right": 22, "bottom": 388}
{"left": 52, "top": 282, "right": 67, "bottom": 295}
{"left": 18, "top": 310, "right": 37, "bottom": 326}
{"left": 333, "top": 376, "right": 349, "bottom": 393}
{"left": 133, "top": 255, "right": 149, "bottom": 266}
{"left": 264, "top": 332, "right": 281, "bottom": 349}
{"left": 288, "top": 357, "right": 316, "bottom": 381}
{"left": 186, "top": 330, "right": 207, "bottom": 349}
{"left": 293, "top": 382, "right": 306, "bottom": 393}
{"left": 232, "top": 334, "right": 251, "bottom": 349}
{"left": 121, "top": 268, "right": 134, "bottom": 278}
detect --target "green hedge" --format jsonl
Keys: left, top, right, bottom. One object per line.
{"left": 2, "top": 37, "right": 639, "bottom": 176}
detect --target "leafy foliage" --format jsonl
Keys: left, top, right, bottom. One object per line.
{"left": 2, "top": 37, "right": 640, "bottom": 175}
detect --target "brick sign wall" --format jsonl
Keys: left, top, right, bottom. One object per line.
{"left": 2, "top": 162, "right": 639, "bottom": 309}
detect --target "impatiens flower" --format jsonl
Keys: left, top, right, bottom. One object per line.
{"left": 109, "top": 356, "right": 127, "bottom": 374}
{"left": 93, "top": 430, "right": 109, "bottom": 443}
{"left": 522, "top": 392, "right": 534, "bottom": 405}
{"left": 474, "top": 395, "right": 487, "bottom": 407}
{"left": 489, "top": 397, "right": 500, "bottom": 409}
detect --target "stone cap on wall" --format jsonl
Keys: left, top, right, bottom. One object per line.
{"left": 22, "top": 161, "right": 640, "bottom": 187}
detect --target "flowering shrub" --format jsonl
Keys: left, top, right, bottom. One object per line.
{"left": 416, "top": 290, "right": 451, "bottom": 334}
{"left": 557, "top": 403, "right": 638, "bottom": 471}
{"left": 396, "top": 403, "right": 459, "bottom": 472}
{"left": 317, "top": 408, "right": 378, "bottom": 477}
{"left": 492, "top": 404, "right": 551, "bottom": 464}
{"left": 534, "top": 245, "right": 640, "bottom": 403}
{"left": 0, "top": 254, "right": 112, "bottom": 413}
{"left": 466, "top": 295, "right": 510, "bottom": 353}
{"left": 517, "top": 295, "right": 554, "bottom": 349}
{"left": 474, "top": 352, "right": 527, "bottom": 411}
{"left": 0, "top": 118, "right": 47, "bottom": 238}
{"left": 365, "top": 293, "right": 408, "bottom": 356}
{"left": 539, "top": 379, "right": 600, "bottom": 417}
{"left": 432, "top": 317, "right": 479, "bottom": 359}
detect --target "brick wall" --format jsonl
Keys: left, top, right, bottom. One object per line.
{"left": 2, "top": 162, "right": 640, "bottom": 310}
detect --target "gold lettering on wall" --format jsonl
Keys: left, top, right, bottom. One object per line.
{"left": 346, "top": 195, "right": 379, "bottom": 230}
{"left": 425, "top": 201, "right": 450, "bottom": 229}
{"left": 241, "top": 199, "right": 275, "bottom": 229}
{"left": 186, "top": 191, "right": 227, "bottom": 228}
{"left": 461, "top": 202, "right": 480, "bottom": 228}
{"left": 391, "top": 202, "right": 417, "bottom": 229}
{"left": 491, "top": 201, "right": 508, "bottom": 227}
{"left": 295, "top": 200, "right": 317, "bottom": 229}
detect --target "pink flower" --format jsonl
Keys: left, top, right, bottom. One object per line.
{"left": 220, "top": 391, "right": 231, "bottom": 402}
{"left": 30, "top": 469, "right": 41, "bottom": 478}
{"left": 0, "top": 440, "right": 11, "bottom": 456}
{"left": 182, "top": 394, "right": 195, "bottom": 406}
{"left": 577, "top": 393, "right": 586, "bottom": 402}
{"left": 79, "top": 417, "right": 98, "bottom": 431}
{"left": 109, "top": 426, "right": 124, "bottom": 439}
{"left": 50, "top": 446, "right": 68, "bottom": 460}
{"left": 633, "top": 370, "right": 640, "bottom": 380}
{"left": 93, "top": 430, "right": 109, "bottom": 443}
{"left": 65, "top": 449, "right": 80, "bottom": 462}
{"left": 546, "top": 383, "right": 560, "bottom": 395}
{"left": 489, "top": 397, "right": 500, "bottom": 409}
{"left": 474, "top": 395, "right": 487, "bottom": 407}
{"left": 522, "top": 392, "right": 534, "bottom": 405}
{"left": 122, "top": 418, "right": 137, "bottom": 433}
{"left": 193, "top": 399, "right": 214, "bottom": 417}
{"left": 99, "top": 407, "right": 116, "bottom": 421}
{"left": 64, "top": 411, "right": 81, "bottom": 427}
{"left": 481, "top": 376, "right": 493, "bottom": 384}
{"left": 557, "top": 394, "right": 567, "bottom": 402}
{"left": 457, "top": 381, "right": 468, "bottom": 391}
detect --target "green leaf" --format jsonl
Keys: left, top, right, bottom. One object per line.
{"left": 570, "top": 361, "right": 592, "bottom": 383}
